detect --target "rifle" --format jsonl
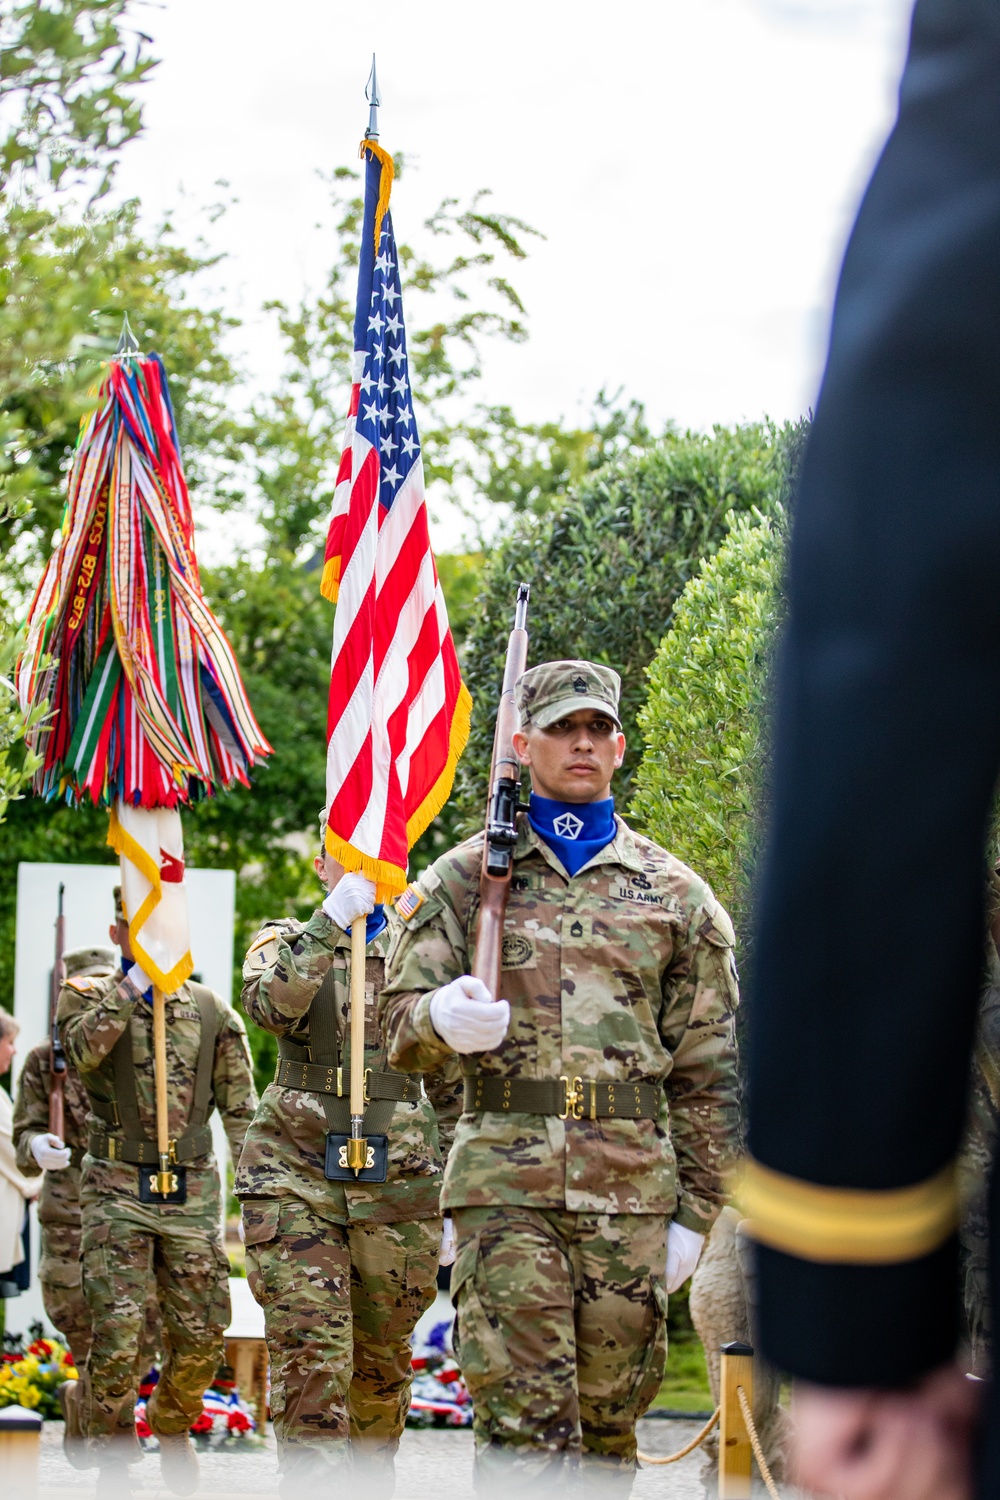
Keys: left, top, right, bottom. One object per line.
{"left": 48, "top": 883, "right": 67, "bottom": 1140}
{"left": 473, "top": 584, "right": 530, "bottom": 1002}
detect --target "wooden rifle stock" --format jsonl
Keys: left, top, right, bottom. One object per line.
{"left": 48, "top": 883, "right": 67, "bottom": 1140}
{"left": 473, "top": 584, "right": 530, "bottom": 1002}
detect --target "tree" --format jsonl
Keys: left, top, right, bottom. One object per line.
{"left": 629, "top": 510, "right": 787, "bottom": 950}
{"left": 441, "top": 422, "right": 801, "bottom": 856}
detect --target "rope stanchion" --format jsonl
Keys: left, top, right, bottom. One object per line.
{"left": 737, "top": 1385, "right": 782, "bottom": 1500}
{"left": 719, "top": 1341, "right": 754, "bottom": 1496}
{"left": 637, "top": 1405, "right": 720, "bottom": 1465}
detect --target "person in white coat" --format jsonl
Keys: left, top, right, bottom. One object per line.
{"left": 0, "top": 1009, "right": 41, "bottom": 1291}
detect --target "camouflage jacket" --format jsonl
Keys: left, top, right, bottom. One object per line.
{"left": 12, "top": 1042, "right": 91, "bottom": 1227}
{"left": 58, "top": 970, "right": 257, "bottom": 1215}
{"left": 380, "top": 815, "right": 740, "bottom": 1226}
{"left": 236, "top": 907, "right": 461, "bottom": 1226}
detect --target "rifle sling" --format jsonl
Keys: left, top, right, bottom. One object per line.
{"left": 463, "top": 1075, "right": 662, "bottom": 1120}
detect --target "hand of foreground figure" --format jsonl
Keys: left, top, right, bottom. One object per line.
{"left": 439, "top": 1217, "right": 456, "bottom": 1267}
{"left": 665, "top": 1221, "right": 705, "bottom": 1293}
{"left": 322, "top": 873, "right": 377, "bottom": 931}
{"left": 791, "top": 1362, "right": 979, "bottom": 1500}
{"left": 429, "top": 976, "right": 510, "bottom": 1053}
{"left": 31, "top": 1133, "right": 72, "bottom": 1171}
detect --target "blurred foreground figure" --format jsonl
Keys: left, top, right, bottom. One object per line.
{"left": 743, "top": 0, "right": 1000, "bottom": 1496}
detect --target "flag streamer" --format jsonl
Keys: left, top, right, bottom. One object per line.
{"left": 17, "top": 354, "right": 272, "bottom": 808}
{"left": 323, "top": 140, "right": 472, "bottom": 902}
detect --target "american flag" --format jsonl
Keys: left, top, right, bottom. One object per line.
{"left": 321, "top": 140, "right": 472, "bottom": 900}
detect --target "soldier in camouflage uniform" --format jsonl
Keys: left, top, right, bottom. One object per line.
{"left": 237, "top": 817, "right": 461, "bottom": 1497}
{"left": 380, "top": 660, "right": 740, "bottom": 1493}
{"left": 57, "top": 889, "right": 257, "bottom": 1497}
{"left": 13, "top": 945, "right": 160, "bottom": 1373}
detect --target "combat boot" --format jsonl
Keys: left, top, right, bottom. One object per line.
{"left": 353, "top": 1441, "right": 396, "bottom": 1499}
{"left": 58, "top": 1379, "right": 92, "bottom": 1470}
{"left": 94, "top": 1457, "right": 134, "bottom": 1500}
{"left": 157, "top": 1430, "right": 200, "bottom": 1496}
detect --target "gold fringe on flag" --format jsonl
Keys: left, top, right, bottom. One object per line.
{"left": 360, "top": 138, "right": 395, "bottom": 255}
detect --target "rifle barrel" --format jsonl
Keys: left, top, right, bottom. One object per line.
{"left": 473, "top": 586, "right": 530, "bottom": 1001}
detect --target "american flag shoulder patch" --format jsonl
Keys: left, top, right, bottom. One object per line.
{"left": 66, "top": 974, "right": 101, "bottom": 993}
{"left": 396, "top": 885, "right": 425, "bottom": 922}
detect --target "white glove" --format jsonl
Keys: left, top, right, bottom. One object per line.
{"left": 323, "top": 873, "right": 377, "bottom": 930}
{"left": 439, "top": 1217, "right": 456, "bottom": 1267}
{"left": 126, "top": 963, "right": 153, "bottom": 997}
{"left": 31, "top": 1133, "right": 72, "bottom": 1171}
{"left": 666, "top": 1221, "right": 706, "bottom": 1293}
{"left": 429, "top": 976, "right": 510, "bottom": 1054}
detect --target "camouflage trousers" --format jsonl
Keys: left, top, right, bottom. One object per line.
{"left": 70, "top": 1196, "right": 231, "bottom": 1448}
{"left": 40, "top": 1219, "right": 161, "bottom": 1372}
{"left": 242, "top": 1196, "right": 440, "bottom": 1476}
{"left": 451, "top": 1206, "right": 669, "bottom": 1493}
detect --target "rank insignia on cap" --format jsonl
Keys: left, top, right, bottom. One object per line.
{"left": 573, "top": 675, "right": 587, "bottom": 692}
{"left": 396, "top": 885, "right": 425, "bottom": 921}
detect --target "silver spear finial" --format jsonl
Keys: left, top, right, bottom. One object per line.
{"left": 365, "top": 54, "right": 380, "bottom": 140}
{"left": 115, "top": 313, "right": 140, "bottom": 357}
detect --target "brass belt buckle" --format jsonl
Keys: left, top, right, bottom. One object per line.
{"left": 559, "top": 1075, "right": 584, "bottom": 1121}
{"left": 363, "top": 1067, "right": 372, "bottom": 1104}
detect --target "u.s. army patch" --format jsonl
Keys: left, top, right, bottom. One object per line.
{"left": 396, "top": 885, "right": 425, "bottom": 922}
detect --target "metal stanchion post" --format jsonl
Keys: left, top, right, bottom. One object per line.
{"left": 718, "top": 1340, "right": 754, "bottom": 1498}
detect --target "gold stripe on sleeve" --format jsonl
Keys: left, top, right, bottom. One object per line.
{"left": 735, "top": 1157, "right": 959, "bottom": 1265}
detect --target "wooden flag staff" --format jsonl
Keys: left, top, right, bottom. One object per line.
{"left": 151, "top": 984, "right": 178, "bottom": 1196}
{"left": 347, "top": 915, "right": 369, "bottom": 1173}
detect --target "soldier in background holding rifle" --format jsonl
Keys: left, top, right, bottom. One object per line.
{"left": 13, "top": 911, "right": 115, "bottom": 1365}
{"left": 380, "top": 590, "right": 741, "bottom": 1494}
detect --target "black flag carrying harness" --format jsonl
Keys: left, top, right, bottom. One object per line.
{"left": 273, "top": 961, "right": 420, "bottom": 1182}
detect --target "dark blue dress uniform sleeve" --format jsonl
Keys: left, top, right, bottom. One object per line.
{"left": 745, "top": 0, "right": 1000, "bottom": 1410}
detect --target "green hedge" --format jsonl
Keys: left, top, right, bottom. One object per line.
{"left": 438, "top": 422, "right": 799, "bottom": 853}
{"left": 630, "top": 510, "right": 787, "bottom": 951}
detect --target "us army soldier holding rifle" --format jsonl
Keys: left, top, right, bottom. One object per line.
{"left": 380, "top": 659, "right": 740, "bottom": 1492}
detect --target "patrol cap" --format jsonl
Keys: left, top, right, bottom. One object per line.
{"left": 63, "top": 946, "right": 116, "bottom": 979}
{"left": 113, "top": 885, "right": 126, "bottom": 924}
{"left": 515, "top": 659, "right": 622, "bottom": 731}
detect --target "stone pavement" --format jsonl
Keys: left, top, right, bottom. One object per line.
{"left": 33, "top": 1416, "right": 773, "bottom": 1498}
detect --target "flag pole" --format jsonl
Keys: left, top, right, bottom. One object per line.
{"left": 345, "top": 58, "right": 382, "bottom": 1175}
{"left": 151, "top": 985, "right": 177, "bottom": 1195}
{"left": 116, "top": 314, "right": 175, "bottom": 1196}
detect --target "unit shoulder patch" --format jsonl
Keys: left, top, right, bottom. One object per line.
{"left": 248, "top": 927, "right": 280, "bottom": 955}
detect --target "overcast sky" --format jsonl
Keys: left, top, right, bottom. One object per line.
{"left": 115, "top": 0, "right": 914, "bottom": 547}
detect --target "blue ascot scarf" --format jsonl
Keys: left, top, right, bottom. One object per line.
{"left": 366, "top": 907, "right": 387, "bottom": 944}
{"left": 528, "top": 794, "right": 617, "bottom": 876}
